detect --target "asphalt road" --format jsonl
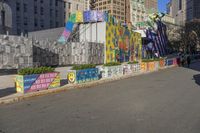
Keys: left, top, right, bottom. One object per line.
{"left": 0, "top": 62, "right": 200, "bottom": 133}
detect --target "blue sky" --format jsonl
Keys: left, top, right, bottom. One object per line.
{"left": 158, "top": 0, "right": 170, "bottom": 13}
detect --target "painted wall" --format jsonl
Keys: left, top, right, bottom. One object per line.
{"left": 105, "top": 22, "right": 142, "bottom": 63}
{"left": 16, "top": 72, "right": 60, "bottom": 93}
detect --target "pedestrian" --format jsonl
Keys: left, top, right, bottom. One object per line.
{"left": 187, "top": 55, "right": 191, "bottom": 68}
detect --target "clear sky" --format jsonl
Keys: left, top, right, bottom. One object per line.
{"left": 158, "top": 0, "right": 170, "bottom": 13}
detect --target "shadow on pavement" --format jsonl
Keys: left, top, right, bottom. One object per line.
{"left": 193, "top": 74, "right": 200, "bottom": 86}
{"left": 0, "top": 87, "right": 16, "bottom": 98}
{"left": 183, "top": 60, "right": 200, "bottom": 86}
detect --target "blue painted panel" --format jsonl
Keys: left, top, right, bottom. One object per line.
{"left": 166, "top": 59, "right": 173, "bottom": 66}
{"left": 83, "top": 11, "right": 91, "bottom": 22}
{"left": 76, "top": 68, "right": 99, "bottom": 83}
{"left": 65, "top": 22, "right": 74, "bottom": 32}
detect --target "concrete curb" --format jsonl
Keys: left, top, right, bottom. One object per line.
{"left": 0, "top": 66, "right": 176, "bottom": 105}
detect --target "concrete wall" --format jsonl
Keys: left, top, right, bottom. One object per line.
{"left": 0, "top": 35, "right": 104, "bottom": 69}
{"left": 0, "top": 35, "right": 33, "bottom": 69}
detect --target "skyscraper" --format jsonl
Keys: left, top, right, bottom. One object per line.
{"left": 145, "top": 0, "right": 158, "bottom": 14}
{"left": 0, "top": 0, "right": 66, "bottom": 35}
{"left": 167, "top": 0, "right": 186, "bottom": 25}
{"left": 186, "top": 0, "right": 200, "bottom": 21}
{"left": 93, "top": 0, "right": 126, "bottom": 23}
{"left": 127, "top": 0, "right": 146, "bottom": 26}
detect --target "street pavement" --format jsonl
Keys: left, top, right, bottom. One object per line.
{"left": 0, "top": 62, "right": 200, "bottom": 133}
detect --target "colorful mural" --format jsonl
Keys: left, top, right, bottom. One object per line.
{"left": 135, "top": 13, "right": 169, "bottom": 59}
{"left": 105, "top": 21, "right": 142, "bottom": 63}
{"left": 67, "top": 68, "right": 99, "bottom": 84}
{"left": 58, "top": 10, "right": 143, "bottom": 63}
{"left": 16, "top": 72, "right": 60, "bottom": 93}
{"left": 101, "top": 66, "right": 124, "bottom": 78}
{"left": 58, "top": 10, "right": 108, "bottom": 44}
{"left": 123, "top": 64, "right": 141, "bottom": 75}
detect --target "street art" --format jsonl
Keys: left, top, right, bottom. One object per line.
{"left": 67, "top": 72, "right": 76, "bottom": 84}
{"left": 101, "top": 66, "right": 124, "bottom": 78}
{"left": 105, "top": 18, "right": 142, "bottom": 63}
{"left": 123, "top": 64, "right": 141, "bottom": 75}
{"left": 67, "top": 68, "right": 99, "bottom": 84}
{"left": 58, "top": 10, "right": 142, "bottom": 64}
{"left": 135, "top": 13, "right": 169, "bottom": 59}
{"left": 16, "top": 72, "right": 60, "bottom": 93}
{"left": 165, "top": 58, "right": 178, "bottom": 66}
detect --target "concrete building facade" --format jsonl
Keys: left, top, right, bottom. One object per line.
{"left": 64, "top": 0, "right": 85, "bottom": 21}
{"left": 145, "top": 0, "right": 158, "bottom": 14}
{"left": 167, "top": 0, "right": 186, "bottom": 26}
{"left": 93, "top": 0, "right": 126, "bottom": 23}
{"left": 0, "top": 0, "right": 66, "bottom": 35}
{"left": 129, "top": 0, "right": 146, "bottom": 26}
{"left": 186, "top": 0, "right": 200, "bottom": 21}
{"left": 162, "top": 14, "right": 175, "bottom": 24}
{"left": 84, "top": 0, "right": 90, "bottom": 10}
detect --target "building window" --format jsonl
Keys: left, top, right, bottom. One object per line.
{"left": 50, "top": 0, "right": 53, "bottom": 6}
{"left": 34, "top": 6, "right": 37, "bottom": 14}
{"left": 34, "top": 18, "right": 38, "bottom": 27}
{"left": 50, "top": 9, "right": 53, "bottom": 17}
{"left": 40, "top": 7, "right": 44, "bottom": 15}
{"left": 16, "top": 2, "right": 20, "bottom": 11}
{"left": 179, "top": 0, "right": 182, "bottom": 10}
{"left": 40, "top": 19, "right": 44, "bottom": 28}
{"left": 56, "top": 10, "right": 58, "bottom": 18}
{"left": 24, "top": 17, "right": 28, "bottom": 26}
{"left": 55, "top": 0, "right": 58, "bottom": 6}
{"left": 76, "top": 4, "right": 79, "bottom": 10}
{"left": 17, "top": 29, "right": 21, "bottom": 35}
{"left": 50, "top": 20, "right": 53, "bottom": 28}
{"left": 56, "top": 22, "right": 59, "bottom": 27}
{"left": 24, "top": 30, "right": 28, "bottom": 35}
{"left": 24, "top": 4, "right": 27, "bottom": 12}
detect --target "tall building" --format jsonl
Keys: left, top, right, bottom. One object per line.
{"left": 64, "top": 0, "right": 85, "bottom": 21}
{"left": 166, "top": 1, "right": 172, "bottom": 16}
{"left": 128, "top": 0, "right": 146, "bottom": 26}
{"left": 167, "top": 0, "right": 186, "bottom": 26}
{"left": 162, "top": 14, "right": 175, "bottom": 24}
{"left": 186, "top": 0, "right": 200, "bottom": 21}
{"left": 94, "top": 0, "right": 126, "bottom": 23}
{"left": 145, "top": 0, "right": 158, "bottom": 14}
{"left": 85, "top": 0, "right": 90, "bottom": 10}
{"left": 0, "top": 0, "right": 66, "bottom": 35}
